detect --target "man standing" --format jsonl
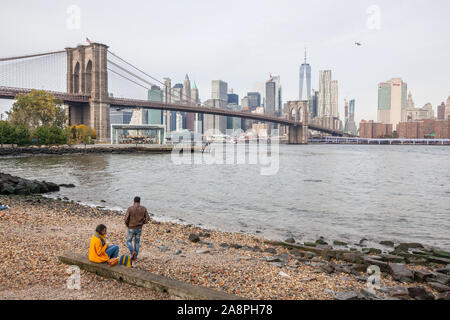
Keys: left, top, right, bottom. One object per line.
{"left": 125, "top": 196, "right": 151, "bottom": 263}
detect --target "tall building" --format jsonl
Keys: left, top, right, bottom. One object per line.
{"left": 308, "top": 90, "right": 319, "bottom": 119}
{"left": 405, "top": 103, "right": 434, "bottom": 121}
{"left": 446, "top": 96, "right": 450, "bottom": 120}
{"left": 172, "top": 83, "right": 184, "bottom": 131}
{"left": 318, "top": 70, "right": 332, "bottom": 117}
{"left": 331, "top": 80, "right": 339, "bottom": 118}
{"left": 212, "top": 80, "right": 228, "bottom": 101}
{"left": 147, "top": 85, "right": 163, "bottom": 125}
{"left": 347, "top": 99, "right": 357, "bottom": 135}
{"left": 265, "top": 78, "right": 276, "bottom": 115}
{"left": 299, "top": 49, "right": 311, "bottom": 101}
{"left": 227, "top": 89, "right": 239, "bottom": 105}
{"left": 183, "top": 74, "right": 195, "bottom": 131}
{"left": 437, "top": 102, "right": 446, "bottom": 120}
{"left": 247, "top": 92, "right": 261, "bottom": 109}
{"left": 162, "top": 78, "right": 172, "bottom": 132}
{"left": 191, "top": 82, "right": 202, "bottom": 134}
{"left": 377, "top": 78, "right": 407, "bottom": 131}
{"left": 204, "top": 80, "right": 228, "bottom": 135}
{"left": 271, "top": 75, "right": 282, "bottom": 114}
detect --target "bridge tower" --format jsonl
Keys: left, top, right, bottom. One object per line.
{"left": 65, "top": 43, "right": 110, "bottom": 142}
{"left": 286, "top": 101, "right": 309, "bottom": 144}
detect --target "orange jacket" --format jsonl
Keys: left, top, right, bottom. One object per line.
{"left": 89, "top": 233, "right": 109, "bottom": 263}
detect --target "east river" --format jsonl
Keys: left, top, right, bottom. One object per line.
{"left": 1, "top": 144, "right": 449, "bottom": 250}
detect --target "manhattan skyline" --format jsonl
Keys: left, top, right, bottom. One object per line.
{"left": 0, "top": 0, "right": 449, "bottom": 125}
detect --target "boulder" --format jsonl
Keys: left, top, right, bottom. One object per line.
{"left": 407, "top": 287, "right": 435, "bottom": 300}
{"left": 320, "top": 263, "right": 335, "bottom": 274}
{"left": 414, "top": 270, "right": 436, "bottom": 282}
{"left": 285, "top": 238, "right": 296, "bottom": 244}
{"left": 315, "top": 239, "right": 328, "bottom": 245}
{"left": 264, "top": 248, "right": 277, "bottom": 254}
{"left": 188, "top": 233, "right": 200, "bottom": 243}
{"left": 380, "top": 241, "right": 395, "bottom": 247}
{"left": 335, "top": 291, "right": 360, "bottom": 300}
{"left": 333, "top": 240, "right": 348, "bottom": 246}
{"left": 389, "top": 263, "right": 414, "bottom": 283}
{"left": 379, "top": 254, "right": 405, "bottom": 263}
{"left": 427, "top": 282, "right": 450, "bottom": 293}
{"left": 363, "top": 257, "right": 389, "bottom": 272}
{"left": 436, "top": 292, "right": 450, "bottom": 300}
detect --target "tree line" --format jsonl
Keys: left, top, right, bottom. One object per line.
{"left": 0, "top": 90, "right": 96, "bottom": 146}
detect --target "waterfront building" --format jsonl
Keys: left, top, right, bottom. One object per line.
{"left": 318, "top": 70, "right": 332, "bottom": 117}
{"left": 359, "top": 120, "right": 393, "bottom": 138}
{"left": 437, "top": 102, "right": 446, "bottom": 120}
{"left": 147, "top": 85, "right": 163, "bottom": 125}
{"left": 377, "top": 78, "right": 408, "bottom": 130}
{"left": 446, "top": 96, "right": 450, "bottom": 120}
{"left": 397, "top": 119, "right": 450, "bottom": 139}
{"left": 405, "top": 103, "right": 434, "bottom": 121}
{"left": 299, "top": 49, "right": 311, "bottom": 101}
{"left": 265, "top": 78, "right": 276, "bottom": 115}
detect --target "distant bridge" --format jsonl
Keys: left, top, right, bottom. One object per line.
{"left": 0, "top": 43, "right": 348, "bottom": 143}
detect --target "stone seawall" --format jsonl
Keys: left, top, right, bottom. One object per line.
{"left": 0, "top": 145, "right": 175, "bottom": 157}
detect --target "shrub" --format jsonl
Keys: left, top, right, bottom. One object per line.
{"left": 32, "top": 125, "right": 67, "bottom": 146}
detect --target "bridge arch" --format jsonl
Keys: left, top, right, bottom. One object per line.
{"left": 73, "top": 62, "right": 80, "bottom": 93}
{"left": 85, "top": 60, "right": 92, "bottom": 94}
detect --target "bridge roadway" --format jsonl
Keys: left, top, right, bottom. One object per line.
{"left": 0, "top": 86, "right": 345, "bottom": 136}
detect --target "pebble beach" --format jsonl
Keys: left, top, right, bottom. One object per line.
{"left": 1, "top": 194, "right": 447, "bottom": 300}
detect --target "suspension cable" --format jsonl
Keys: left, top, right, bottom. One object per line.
{"left": 0, "top": 50, "right": 65, "bottom": 62}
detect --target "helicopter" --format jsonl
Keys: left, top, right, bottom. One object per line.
{"left": 355, "top": 42, "right": 362, "bottom": 46}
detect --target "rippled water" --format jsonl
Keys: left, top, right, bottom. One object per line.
{"left": 1, "top": 145, "right": 449, "bottom": 250}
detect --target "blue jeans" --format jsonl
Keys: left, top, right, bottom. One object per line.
{"left": 105, "top": 244, "right": 119, "bottom": 259}
{"left": 127, "top": 229, "right": 142, "bottom": 258}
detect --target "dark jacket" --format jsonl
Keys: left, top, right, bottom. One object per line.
{"left": 125, "top": 204, "right": 150, "bottom": 229}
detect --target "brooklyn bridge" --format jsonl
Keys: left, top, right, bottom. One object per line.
{"left": 0, "top": 42, "right": 349, "bottom": 143}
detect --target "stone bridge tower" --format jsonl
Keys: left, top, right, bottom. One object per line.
{"left": 286, "top": 101, "right": 309, "bottom": 144}
{"left": 65, "top": 43, "right": 110, "bottom": 142}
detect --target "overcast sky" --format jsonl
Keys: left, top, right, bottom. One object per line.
{"left": 1, "top": 0, "right": 449, "bottom": 124}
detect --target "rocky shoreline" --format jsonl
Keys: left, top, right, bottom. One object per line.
{"left": 0, "top": 193, "right": 449, "bottom": 300}
{"left": 0, "top": 145, "right": 174, "bottom": 157}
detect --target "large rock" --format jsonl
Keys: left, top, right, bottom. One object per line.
{"left": 414, "top": 270, "right": 436, "bottom": 282}
{"left": 188, "top": 233, "right": 200, "bottom": 243}
{"left": 427, "top": 282, "right": 450, "bottom": 293}
{"left": 437, "top": 292, "right": 450, "bottom": 300}
{"left": 389, "top": 263, "right": 414, "bottom": 283}
{"left": 407, "top": 287, "right": 435, "bottom": 300}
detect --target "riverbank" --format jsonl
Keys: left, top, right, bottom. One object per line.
{"left": 1, "top": 194, "right": 448, "bottom": 300}
{"left": 0, "top": 145, "right": 176, "bottom": 157}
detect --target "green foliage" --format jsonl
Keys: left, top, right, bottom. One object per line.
{"left": 0, "top": 121, "right": 32, "bottom": 146}
{"left": 32, "top": 126, "right": 67, "bottom": 146}
{"left": 13, "top": 125, "right": 32, "bottom": 146}
{"left": 7, "top": 90, "right": 66, "bottom": 131}
{"left": 0, "top": 121, "right": 14, "bottom": 144}
{"left": 66, "top": 124, "right": 97, "bottom": 145}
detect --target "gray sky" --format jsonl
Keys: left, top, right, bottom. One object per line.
{"left": 1, "top": 0, "right": 449, "bottom": 125}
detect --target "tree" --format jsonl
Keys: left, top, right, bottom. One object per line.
{"left": 13, "top": 125, "right": 32, "bottom": 146}
{"left": 0, "top": 121, "right": 14, "bottom": 145}
{"left": 66, "top": 124, "right": 97, "bottom": 144}
{"left": 32, "top": 125, "right": 67, "bottom": 146}
{"left": 7, "top": 90, "right": 66, "bottom": 131}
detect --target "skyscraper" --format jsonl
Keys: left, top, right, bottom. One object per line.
{"left": 265, "top": 78, "right": 276, "bottom": 115}
{"left": 446, "top": 96, "right": 450, "bottom": 120}
{"left": 308, "top": 90, "right": 319, "bottom": 119}
{"left": 183, "top": 74, "right": 195, "bottom": 131}
{"left": 147, "top": 85, "right": 163, "bottom": 125}
{"left": 247, "top": 92, "right": 261, "bottom": 109}
{"left": 227, "top": 88, "right": 239, "bottom": 105}
{"left": 318, "top": 70, "right": 332, "bottom": 117}
{"left": 191, "top": 82, "right": 202, "bottom": 134}
{"left": 437, "top": 102, "right": 446, "bottom": 120}
{"left": 271, "top": 75, "right": 282, "bottom": 114}
{"left": 331, "top": 80, "right": 339, "bottom": 118}
{"left": 204, "top": 80, "right": 228, "bottom": 135}
{"left": 377, "top": 78, "right": 408, "bottom": 130}
{"left": 162, "top": 78, "right": 172, "bottom": 132}
{"left": 299, "top": 49, "right": 311, "bottom": 101}
{"left": 212, "top": 80, "right": 228, "bottom": 101}
{"left": 347, "top": 99, "right": 357, "bottom": 135}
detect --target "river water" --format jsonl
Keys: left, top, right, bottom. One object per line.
{"left": 1, "top": 145, "right": 449, "bottom": 250}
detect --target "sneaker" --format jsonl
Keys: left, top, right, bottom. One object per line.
{"left": 131, "top": 251, "right": 137, "bottom": 263}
